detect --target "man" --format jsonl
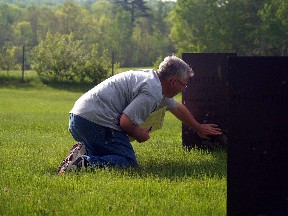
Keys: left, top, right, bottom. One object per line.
{"left": 58, "top": 55, "right": 222, "bottom": 175}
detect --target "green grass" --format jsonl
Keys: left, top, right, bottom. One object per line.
{"left": 0, "top": 72, "right": 227, "bottom": 215}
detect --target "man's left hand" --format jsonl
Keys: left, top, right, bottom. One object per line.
{"left": 196, "top": 124, "right": 222, "bottom": 139}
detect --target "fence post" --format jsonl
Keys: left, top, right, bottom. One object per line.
{"left": 22, "top": 45, "right": 25, "bottom": 82}
{"left": 111, "top": 51, "right": 115, "bottom": 76}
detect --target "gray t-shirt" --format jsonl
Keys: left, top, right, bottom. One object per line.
{"left": 70, "top": 69, "right": 178, "bottom": 131}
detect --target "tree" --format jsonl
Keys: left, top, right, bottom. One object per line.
{"left": 111, "top": 0, "right": 175, "bottom": 66}
{"left": 149, "top": 0, "right": 176, "bottom": 56}
{"left": 30, "top": 32, "right": 112, "bottom": 83}
{"left": 88, "top": 1, "right": 114, "bottom": 56}
{"left": 169, "top": 0, "right": 266, "bottom": 55}
{"left": 12, "top": 21, "right": 34, "bottom": 47}
{"left": 257, "top": 0, "right": 288, "bottom": 55}
{"left": 110, "top": 8, "right": 134, "bottom": 66}
{"left": 112, "top": 0, "right": 150, "bottom": 23}
{"left": 223, "top": 0, "right": 264, "bottom": 55}
{"left": 0, "top": 46, "right": 20, "bottom": 72}
{"left": 0, "top": 4, "right": 22, "bottom": 47}
{"left": 169, "top": 0, "right": 208, "bottom": 54}
{"left": 55, "top": 1, "right": 85, "bottom": 37}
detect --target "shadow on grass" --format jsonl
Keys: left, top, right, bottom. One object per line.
{"left": 114, "top": 149, "right": 227, "bottom": 181}
{"left": 0, "top": 76, "right": 95, "bottom": 93}
{"left": 49, "top": 149, "right": 226, "bottom": 180}
{"left": 0, "top": 80, "right": 36, "bottom": 89}
{"left": 132, "top": 158, "right": 226, "bottom": 180}
{"left": 0, "top": 75, "right": 35, "bottom": 88}
{"left": 42, "top": 81, "right": 95, "bottom": 93}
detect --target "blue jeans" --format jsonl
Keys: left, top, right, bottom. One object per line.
{"left": 68, "top": 113, "right": 138, "bottom": 168}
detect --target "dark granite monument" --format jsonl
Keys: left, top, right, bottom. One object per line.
{"left": 182, "top": 53, "right": 288, "bottom": 215}
{"left": 227, "top": 57, "right": 288, "bottom": 216}
{"left": 182, "top": 53, "right": 236, "bottom": 150}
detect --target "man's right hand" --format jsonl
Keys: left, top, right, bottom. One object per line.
{"left": 120, "top": 113, "right": 150, "bottom": 143}
{"left": 135, "top": 127, "right": 151, "bottom": 143}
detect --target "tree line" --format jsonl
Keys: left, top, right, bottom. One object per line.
{"left": 0, "top": 0, "right": 287, "bottom": 81}
{"left": 171, "top": 0, "right": 288, "bottom": 56}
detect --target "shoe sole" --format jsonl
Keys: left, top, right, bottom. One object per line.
{"left": 57, "top": 142, "right": 86, "bottom": 176}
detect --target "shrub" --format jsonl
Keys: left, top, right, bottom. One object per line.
{"left": 153, "top": 55, "right": 163, "bottom": 70}
{"left": 0, "top": 46, "right": 21, "bottom": 72}
{"left": 30, "top": 32, "right": 112, "bottom": 83}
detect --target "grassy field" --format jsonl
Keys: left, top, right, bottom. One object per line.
{"left": 0, "top": 71, "right": 227, "bottom": 215}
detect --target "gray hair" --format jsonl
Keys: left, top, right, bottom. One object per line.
{"left": 157, "top": 55, "right": 194, "bottom": 80}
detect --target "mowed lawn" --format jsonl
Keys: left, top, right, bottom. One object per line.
{"left": 0, "top": 75, "right": 227, "bottom": 215}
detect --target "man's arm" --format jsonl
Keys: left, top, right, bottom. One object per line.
{"left": 169, "top": 102, "right": 222, "bottom": 139}
{"left": 120, "top": 113, "right": 150, "bottom": 143}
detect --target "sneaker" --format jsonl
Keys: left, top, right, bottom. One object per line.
{"left": 57, "top": 142, "right": 86, "bottom": 176}
{"left": 69, "top": 155, "right": 89, "bottom": 171}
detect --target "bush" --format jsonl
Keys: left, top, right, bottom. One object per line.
{"left": 30, "top": 32, "right": 112, "bottom": 83}
{"left": 0, "top": 46, "right": 21, "bottom": 72}
{"left": 83, "top": 46, "right": 115, "bottom": 83}
{"left": 153, "top": 55, "right": 163, "bottom": 70}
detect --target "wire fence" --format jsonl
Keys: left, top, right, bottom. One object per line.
{"left": 0, "top": 45, "right": 117, "bottom": 83}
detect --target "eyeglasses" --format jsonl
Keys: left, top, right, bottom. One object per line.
{"left": 175, "top": 77, "right": 187, "bottom": 89}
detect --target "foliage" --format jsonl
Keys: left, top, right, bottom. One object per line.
{"left": 30, "top": 32, "right": 112, "bottom": 83}
{"left": 84, "top": 47, "right": 118, "bottom": 83}
{"left": 153, "top": 55, "right": 163, "bottom": 70}
{"left": 114, "top": 0, "right": 151, "bottom": 23}
{"left": 0, "top": 0, "right": 287, "bottom": 73}
{"left": 169, "top": 0, "right": 288, "bottom": 56}
{"left": 0, "top": 46, "right": 20, "bottom": 72}
{"left": 257, "top": 0, "right": 288, "bottom": 55}
{"left": 0, "top": 0, "right": 176, "bottom": 68}
{"left": 0, "top": 4, "right": 21, "bottom": 47}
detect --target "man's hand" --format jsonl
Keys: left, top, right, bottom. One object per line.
{"left": 170, "top": 103, "right": 223, "bottom": 140}
{"left": 196, "top": 124, "right": 222, "bottom": 139}
{"left": 135, "top": 127, "right": 151, "bottom": 143}
{"left": 120, "top": 113, "right": 151, "bottom": 143}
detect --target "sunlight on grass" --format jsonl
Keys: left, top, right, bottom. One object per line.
{"left": 0, "top": 74, "right": 226, "bottom": 215}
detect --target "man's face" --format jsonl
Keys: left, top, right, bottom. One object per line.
{"left": 166, "top": 76, "right": 189, "bottom": 98}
